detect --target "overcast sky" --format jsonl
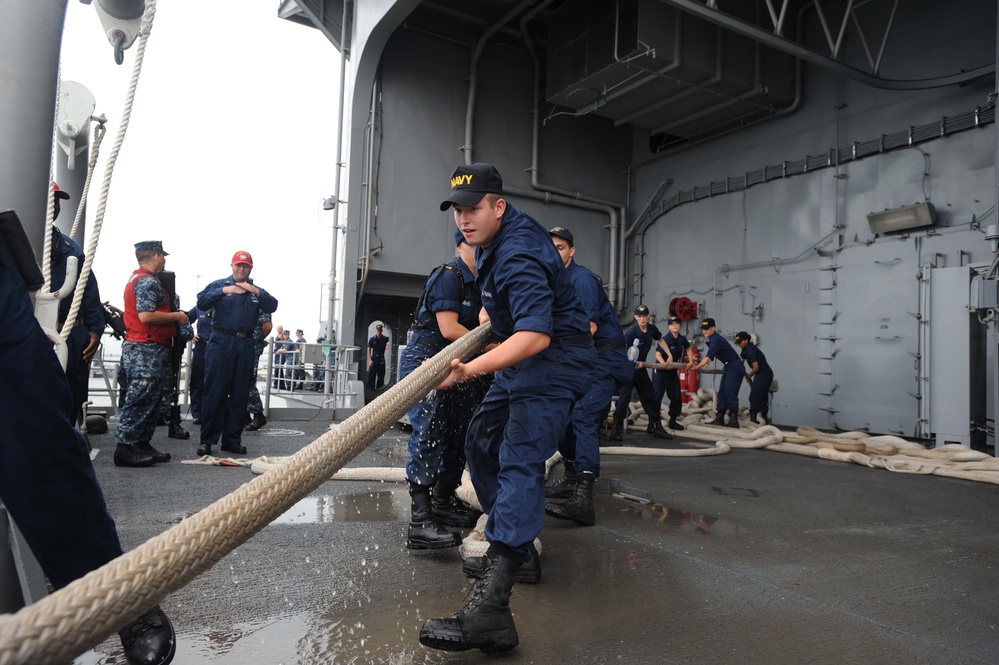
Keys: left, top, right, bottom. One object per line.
{"left": 59, "top": 2, "right": 342, "bottom": 346}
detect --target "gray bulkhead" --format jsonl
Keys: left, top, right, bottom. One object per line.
{"left": 297, "top": 0, "right": 996, "bottom": 443}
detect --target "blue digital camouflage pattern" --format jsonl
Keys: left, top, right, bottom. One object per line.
{"left": 118, "top": 274, "right": 173, "bottom": 445}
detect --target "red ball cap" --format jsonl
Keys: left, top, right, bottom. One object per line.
{"left": 231, "top": 250, "right": 253, "bottom": 267}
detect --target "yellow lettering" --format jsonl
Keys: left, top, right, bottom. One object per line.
{"left": 450, "top": 174, "right": 474, "bottom": 188}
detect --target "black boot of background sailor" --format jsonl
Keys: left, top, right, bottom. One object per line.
{"left": 431, "top": 482, "right": 480, "bottom": 528}
{"left": 708, "top": 410, "right": 726, "bottom": 426}
{"left": 609, "top": 421, "right": 623, "bottom": 443}
{"left": 420, "top": 544, "right": 521, "bottom": 653}
{"left": 649, "top": 416, "right": 673, "bottom": 440}
{"left": 167, "top": 405, "right": 189, "bottom": 440}
{"left": 407, "top": 484, "right": 461, "bottom": 549}
{"left": 545, "top": 470, "right": 596, "bottom": 526}
{"left": 244, "top": 412, "right": 267, "bottom": 432}
{"left": 544, "top": 459, "right": 578, "bottom": 499}
{"left": 726, "top": 410, "right": 741, "bottom": 428}
{"left": 668, "top": 416, "right": 685, "bottom": 431}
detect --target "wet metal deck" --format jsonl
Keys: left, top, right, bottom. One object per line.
{"left": 73, "top": 421, "right": 999, "bottom": 664}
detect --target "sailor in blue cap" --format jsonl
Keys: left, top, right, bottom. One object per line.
{"left": 692, "top": 318, "right": 745, "bottom": 427}
{"left": 543, "top": 226, "right": 633, "bottom": 527}
{"left": 735, "top": 331, "right": 774, "bottom": 424}
{"left": 48, "top": 184, "right": 105, "bottom": 429}
{"left": 399, "top": 225, "right": 487, "bottom": 551}
{"left": 611, "top": 304, "right": 675, "bottom": 441}
{"left": 115, "top": 240, "right": 190, "bottom": 467}
{"left": 420, "top": 163, "right": 597, "bottom": 654}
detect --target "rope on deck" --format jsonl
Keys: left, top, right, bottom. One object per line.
{"left": 0, "top": 324, "right": 493, "bottom": 665}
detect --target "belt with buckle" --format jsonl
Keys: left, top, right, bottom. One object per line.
{"left": 216, "top": 329, "right": 252, "bottom": 339}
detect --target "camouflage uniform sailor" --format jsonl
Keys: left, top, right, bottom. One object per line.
{"left": 114, "top": 241, "right": 190, "bottom": 467}
{"left": 244, "top": 308, "right": 272, "bottom": 431}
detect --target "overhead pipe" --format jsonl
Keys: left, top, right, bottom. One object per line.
{"left": 658, "top": 0, "right": 994, "bottom": 90}
{"left": 462, "top": 0, "right": 538, "bottom": 165}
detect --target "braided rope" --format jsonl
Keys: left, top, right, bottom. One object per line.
{"left": 0, "top": 323, "right": 492, "bottom": 665}
{"left": 60, "top": 0, "right": 155, "bottom": 339}
{"left": 67, "top": 121, "right": 105, "bottom": 241}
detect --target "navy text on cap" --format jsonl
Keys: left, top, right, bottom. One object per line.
{"left": 440, "top": 162, "right": 504, "bottom": 211}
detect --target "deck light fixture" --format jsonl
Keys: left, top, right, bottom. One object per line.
{"left": 867, "top": 202, "right": 936, "bottom": 234}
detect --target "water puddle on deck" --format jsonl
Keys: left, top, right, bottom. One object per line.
{"left": 272, "top": 491, "right": 408, "bottom": 525}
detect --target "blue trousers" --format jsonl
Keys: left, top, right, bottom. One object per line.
{"left": 63, "top": 324, "right": 90, "bottom": 423}
{"left": 613, "top": 367, "right": 661, "bottom": 424}
{"left": 401, "top": 341, "right": 489, "bottom": 488}
{"left": 189, "top": 340, "right": 206, "bottom": 419}
{"left": 749, "top": 367, "right": 774, "bottom": 417}
{"left": 0, "top": 240, "right": 123, "bottom": 590}
{"left": 652, "top": 369, "right": 683, "bottom": 419}
{"left": 717, "top": 362, "right": 746, "bottom": 412}
{"left": 465, "top": 343, "right": 596, "bottom": 558}
{"left": 200, "top": 334, "right": 256, "bottom": 446}
{"left": 559, "top": 347, "right": 631, "bottom": 475}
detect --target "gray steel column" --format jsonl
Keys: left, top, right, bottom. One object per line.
{"left": 54, "top": 81, "right": 98, "bottom": 245}
{"left": 0, "top": 0, "right": 69, "bottom": 263}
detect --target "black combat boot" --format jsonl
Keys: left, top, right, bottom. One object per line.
{"left": 244, "top": 412, "right": 267, "bottom": 431}
{"left": 726, "top": 410, "right": 741, "bottom": 428}
{"left": 645, "top": 420, "right": 655, "bottom": 434}
{"left": 220, "top": 441, "right": 247, "bottom": 455}
{"left": 113, "top": 444, "right": 156, "bottom": 468}
{"left": 708, "top": 410, "right": 726, "bottom": 426}
{"left": 118, "top": 605, "right": 176, "bottom": 665}
{"left": 668, "top": 417, "right": 685, "bottom": 431}
{"left": 133, "top": 440, "right": 170, "bottom": 463}
{"left": 544, "top": 459, "right": 578, "bottom": 499}
{"left": 420, "top": 546, "right": 521, "bottom": 652}
{"left": 196, "top": 443, "right": 211, "bottom": 456}
{"left": 545, "top": 471, "right": 596, "bottom": 526}
{"left": 649, "top": 417, "right": 673, "bottom": 440}
{"left": 609, "top": 421, "right": 623, "bottom": 442}
{"left": 407, "top": 484, "right": 461, "bottom": 549}
{"left": 463, "top": 541, "right": 541, "bottom": 584}
{"left": 167, "top": 423, "right": 190, "bottom": 440}
{"left": 431, "top": 482, "right": 480, "bottom": 528}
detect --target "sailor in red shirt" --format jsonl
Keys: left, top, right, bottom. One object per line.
{"left": 114, "top": 240, "right": 190, "bottom": 467}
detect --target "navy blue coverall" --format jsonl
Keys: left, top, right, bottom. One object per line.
{"left": 188, "top": 307, "right": 212, "bottom": 421}
{"left": 741, "top": 342, "right": 774, "bottom": 419}
{"left": 653, "top": 331, "right": 691, "bottom": 420}
{"left": 50, "top": 228, "right": 105, "bottom": 423}
{"left": 706, "top": 333, "right": 745, "bottom": 412}
{"left": 559, "top": 261, "right": 631, "bottom": 476}
{"left": 402, "top": 258, "right": 486, "bottom": 489}
{"left": 465, "top": 205, "right": 596, "bottom": 560}
{"left": 614, "top": 322, "right": 666, "bottom": 426}
{"left": 197, "top": 276, "right": 277, "bottom": 449}
{"left": 0, "top": 232, "right": 123, "bottom": 590}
